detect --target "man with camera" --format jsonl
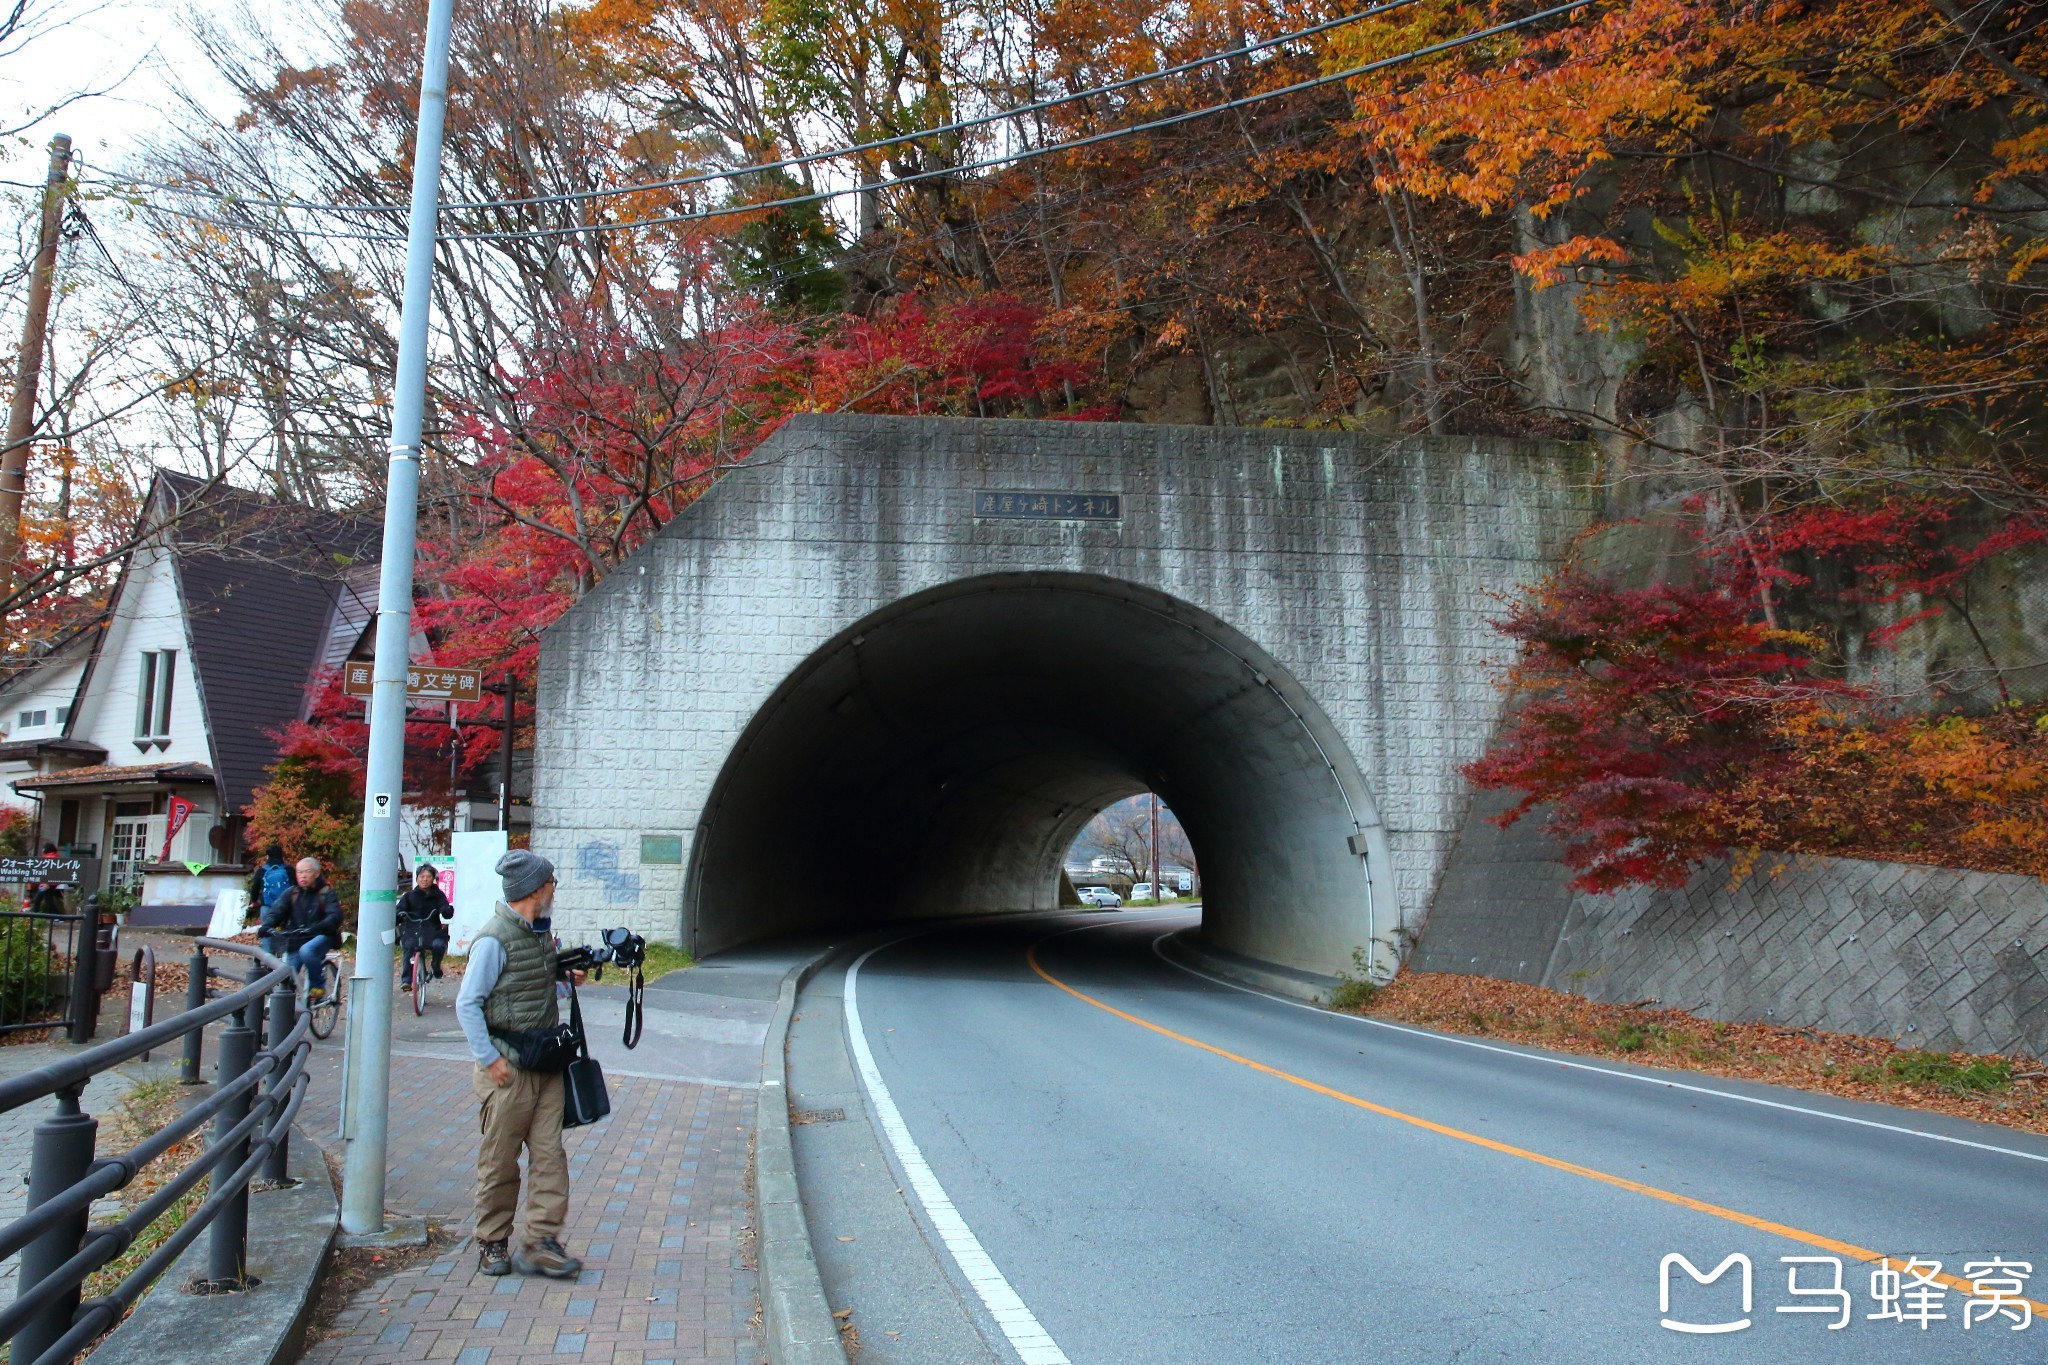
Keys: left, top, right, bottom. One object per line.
{"left": 453, "top": 849, "right": 586, "bottom": 1279}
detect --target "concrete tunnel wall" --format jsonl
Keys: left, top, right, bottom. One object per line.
{"left": 530, "top": 414, "right": 1595, "bottom": 980}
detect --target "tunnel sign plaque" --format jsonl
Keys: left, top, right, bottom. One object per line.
{"left": 974, "top": 491, "right": 1121, "bottom": 521}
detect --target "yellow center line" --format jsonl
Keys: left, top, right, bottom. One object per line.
{"left": 1024, "top": 939, "right": 2048, "bottom": 1315}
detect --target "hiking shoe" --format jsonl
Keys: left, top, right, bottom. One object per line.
{"left": 433, "top": 967, "right": 445, "bottom": 979}
{"left": 478, "top": 1239, "right": 511, "bottom": 1276}
{"left": 399, "top": 981, "right": 412, "bottom": 993}
{"left": 306, "top": 986, "right": 326, "bottom": 1005}
{"left": 513, "top": 1236, "right": 582, "bottom": 1279}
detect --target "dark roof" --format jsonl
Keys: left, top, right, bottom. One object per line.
{"left": 0, "top": 614, "right": 103, "bottom": 692}
{"left": 0, "top": 736, "right": 107, "bottom": 763}
{"left": 15, "top": 760, "right": 216, "bottom": 791}
{"left": 151, "top": 472, "right": 380, "bottom": 811}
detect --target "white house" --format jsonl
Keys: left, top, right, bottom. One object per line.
{"left": 0, "top": 621, "right": 102, "bottom": 806}
{"left": 4, "top": 472, "right": 379, "bottom": 920}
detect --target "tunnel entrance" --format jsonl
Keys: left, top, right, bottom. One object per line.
{"left": 685, "top": 573, "right": 1390, "bottom": 977}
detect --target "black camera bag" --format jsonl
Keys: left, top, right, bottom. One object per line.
{"left": 561, "top": 983, "right": 611, "bottom": 1128}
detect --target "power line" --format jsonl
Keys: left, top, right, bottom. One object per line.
{"left": 724, "top": 28, "right": 1644, "bottom": 304}
{"left": 108, "top": 0, "right": 1593, "bottom": 247}
{"left": 87, "top": 0, "right": 1430, "bottom": 220}
{"left": 442, "top": 0, "right": 1593, "bottom": 245}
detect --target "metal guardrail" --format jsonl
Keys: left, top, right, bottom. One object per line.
{"left": 0, "top": 938, "right": 313, "bottom": 1364}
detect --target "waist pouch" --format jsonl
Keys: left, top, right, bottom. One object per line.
{"left": 488, "top": 1023, "right": 577, "bottom": 1073}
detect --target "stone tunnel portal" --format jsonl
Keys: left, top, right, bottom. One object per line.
{"left": 685, "top": 574, "right": 1388, "bottom": 976}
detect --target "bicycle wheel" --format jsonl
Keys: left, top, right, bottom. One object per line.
{"left": 305, "top": 968, "right": 339, "bottom": 1040}
{"left": 410, "top": 949, "right": 427, "bottom": 1014}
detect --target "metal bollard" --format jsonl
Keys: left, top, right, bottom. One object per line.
{"left": 180, "top": 945, "right": 207, "bottom": 1084}
{"left": 261, "top": 973, "right": 298, "bottom": 1184}
{"left": 65, "top": 904, "right": 100, "bottom": 1045}
{"left": 14, "top": 1086, "right": 98, "bottom": 1361}
{"left": 244, "top": 958, "right": 268, "bottom": 1047}
{"left": 203, "top": 997, "right": 258, "bottom": 1290}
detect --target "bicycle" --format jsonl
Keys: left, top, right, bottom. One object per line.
{"left": 397, "top": 921, "right": 440, "bottom": 1015}
{"left": 281, "top": 941, "right": 345, "bottom": 1040}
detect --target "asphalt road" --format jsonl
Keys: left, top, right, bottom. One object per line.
{"left": 799, "top": 909, "right": 2048, "bottom": 1363}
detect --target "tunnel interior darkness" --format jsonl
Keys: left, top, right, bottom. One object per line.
{"left": 685, "top": 574, "right": 1384, "bottom": 976}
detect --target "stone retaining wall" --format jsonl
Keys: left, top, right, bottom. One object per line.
{"left": 1416, "top": 806, "right": 2048, "bottom": 1059}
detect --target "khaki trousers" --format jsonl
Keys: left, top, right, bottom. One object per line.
{"left": 473, "top": 1064, "right": 569, "bottom": 1246}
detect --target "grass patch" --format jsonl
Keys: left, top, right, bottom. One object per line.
{"left": 1883, "top": 1049, "right": 2013, "bottom": 1096}
{"left": 78, "top": 1076, "right": 210, "bottom": 1322}
{"left": 1327, "top": 977, "right": 1379, "bottom": 1012}
{"left": 636, "top": 941, "right": 695, "bottom": 983}
{"left": 1338, "top": 969, "right": 2048, "bottom": 1138}
{"left": 1324, "top": 947, "right": 1381, "bottom": 1013}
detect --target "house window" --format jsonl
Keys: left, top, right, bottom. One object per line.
{"left": 134, "top": 650, "right": 176, "bottom": 740}
{"left": 16, "top": 709, "right": 45, "bottom": 728}
{"left": 54, "top": 706, "right": 68, "bottom": 725}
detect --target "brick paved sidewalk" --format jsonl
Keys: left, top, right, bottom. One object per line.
{"left": 297, "top": 980, "right": 766, "bottom": 1364}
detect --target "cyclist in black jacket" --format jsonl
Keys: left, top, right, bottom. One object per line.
{"left": 264, "top": 858, "right": 343, "bottom": 1002}
{"left": 397, "top": 863, "right": 454, "bottom": 986}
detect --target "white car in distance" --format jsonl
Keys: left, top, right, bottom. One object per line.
{"left": 1130, "top": 883, "right": 1178, "bottom": 901}
{"left": 1076, "top": 886, "right": 1122, "bottom": 909}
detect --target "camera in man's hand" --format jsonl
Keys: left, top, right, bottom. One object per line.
{"left": 602, "top": 926, "right": 646, "bottom": 971}
{"left": 556, "top": 925, "right": 646, "bottom": 979}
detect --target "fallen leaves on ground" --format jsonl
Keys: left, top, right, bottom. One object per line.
{"left": 1343, "top": 972, "right": 2048, "bottom": 1137}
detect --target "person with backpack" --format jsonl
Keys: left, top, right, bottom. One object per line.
{"left": 249, "top": 844, "right": 293, "bottom": 955}
{"left": 396, "top": 862, "right": 453, "bottom": 988}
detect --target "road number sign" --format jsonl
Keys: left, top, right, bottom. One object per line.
{"left": 342, "top": 662, "right": 484, "bottom": 703}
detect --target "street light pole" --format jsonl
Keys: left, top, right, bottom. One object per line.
{"left": 340, "top": 0, "right": 457, "bottom": 1237}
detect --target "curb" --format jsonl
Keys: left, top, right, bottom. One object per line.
{"left": 88, "top": 1125, "right": 338, "bottom": 1365}
{"left": 755, "top": 946, "right": 850, "bottom": 1365}
{"left": 1156, "top": 928, "right": 1341, "bottom": 1005}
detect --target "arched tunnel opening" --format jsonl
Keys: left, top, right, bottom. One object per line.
{"left": 685, "top": 573, "right": 1390, "bottom": 978}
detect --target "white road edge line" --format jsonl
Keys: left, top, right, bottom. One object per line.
{"left": 845, "top": 940, "right": 1072, "bottom": 1365}
{"left": 1148, "top": 930, "right": 2048, "bottom": 1168}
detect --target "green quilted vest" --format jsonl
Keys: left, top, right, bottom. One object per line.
{"left": 477, "top": 902, "right": 560, "bottom": 1062}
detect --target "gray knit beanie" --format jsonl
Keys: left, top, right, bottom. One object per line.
{"left": 496, "top": 849, "right": 556, "bottom": 903}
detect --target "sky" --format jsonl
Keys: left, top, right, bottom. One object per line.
{"left": 0, "top": 0, "right": 238, "bottom": 190}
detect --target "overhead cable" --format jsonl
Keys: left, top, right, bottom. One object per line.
{"left": 89, "top": 0, "right": 1431, "bottom": 219}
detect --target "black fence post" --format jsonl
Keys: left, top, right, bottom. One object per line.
{"left": 244, "top": 958, "right": 267, "bottom": 1051}
{"left": 203, "top": 996, "right": 258, "bottom": 1290}
{"left": 180, "top": 944, "right": 207, "bottom": 1084}
{"left": 64, "top": 901, "right": 99, "bottom": 1045}
{"left": 13, "top": 1084, "right": 98, "bottom": 1361}
{"left": 262, "top": 973, "right": 297, "bottom": 1184}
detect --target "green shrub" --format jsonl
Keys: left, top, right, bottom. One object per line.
{"left": 0, "top": 908, "right": 61, "bottom": 1027}
{"left": 1325, "top": 946, "right": 1381, "bottom": 1013}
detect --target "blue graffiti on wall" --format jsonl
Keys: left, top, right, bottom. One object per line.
{"left": 576, "top": 840, "right": 643, "bottom": 906}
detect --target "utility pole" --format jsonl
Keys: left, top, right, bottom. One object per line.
{"left": 1149, "top": 791, "right": 1160, "bottom": 901}
{"left": 0, "top": 134, "right": 74, "bottom": 592}
{"left": 340, "top": 0, "right": 455, "bottom": 1238}
{"left": 482, "top": 677, "right": 516, "bottom": 831}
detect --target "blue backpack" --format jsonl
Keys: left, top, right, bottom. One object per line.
{"left": 260, "top": 862, "right": 292, "bottom": 910}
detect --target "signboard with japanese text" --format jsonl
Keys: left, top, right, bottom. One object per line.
{"left": 973, "top": 491, "right": 1122, "bottom": 522}
{"left": 342, "top": 662, "right": 484, "bottom": 703}
{"left": 0, "top": 856, "right": 82, "bottom": 884}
